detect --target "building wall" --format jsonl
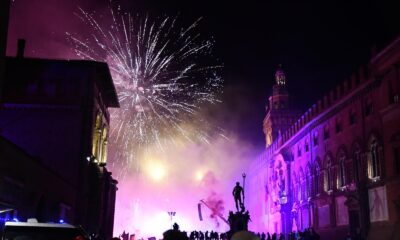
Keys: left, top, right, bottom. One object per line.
{"left": 0, "top": 106, "right": 84, "bottom": 187}
{"left": 247, "top": 37, "right": 400, "bottom": 240}
{"left": 0, "top": 137, "right": 77, "bottom": 223}
{"left": 0, "top": 57, "right": 118, "bottom": 240}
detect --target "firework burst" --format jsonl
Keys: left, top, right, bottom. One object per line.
{"left": 67, "top": 2, "right": 224, "bottom": 178}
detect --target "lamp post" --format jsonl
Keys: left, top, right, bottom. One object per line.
{"left": 167, "top": 211, "right": 176, "bottom": 229}
{"left": 242, "top": 173, "right": 246, "bottom": 207}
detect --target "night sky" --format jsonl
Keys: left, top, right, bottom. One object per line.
{"left": 7, "top": 0, "right": 399, "bottom": 151}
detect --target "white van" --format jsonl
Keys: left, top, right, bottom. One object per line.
{"left": 1, "top": 221, "right": 90, "bottom": 240}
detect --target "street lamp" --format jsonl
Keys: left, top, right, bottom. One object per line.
{"left": 167, "top": 211, "right": 176, "bottom": 229}
{"left": 242, "top": 173, "right": 246, "bottom": 207}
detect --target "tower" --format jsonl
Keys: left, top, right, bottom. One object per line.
{"left": 263, "top": 65, "right": 300, "bottom": 147}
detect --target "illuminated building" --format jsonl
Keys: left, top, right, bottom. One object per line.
{"left": 263, "top": 65, "right": 301, "bottom": 147}
{"left": 248, "top": 37, "right": 400, "bottom": 240}
{"left": 0, "top": 3, "right": 119, "bottom": 238}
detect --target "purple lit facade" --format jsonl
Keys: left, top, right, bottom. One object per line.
{"left": 0, "top": 3, "right": 119, "bottom": 238}
{"left": 247, "top": 37, "right": 400, "bottom": 240}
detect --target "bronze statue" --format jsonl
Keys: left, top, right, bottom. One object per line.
{"left": 232, "top": 181, "right": 244, "bottom": 212}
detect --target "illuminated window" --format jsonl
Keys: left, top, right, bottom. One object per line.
{"left": 100, "top": 128, "right": 108, "bottom": 164}
{"left": 368, "top": 136, "right": 381, "bottom": 180}
{"left": 91, "top": 111, "right": 108, "bottom": 165}
{"left": 337, "top": 150, "right": 346, "bottom": 187}
{"left": 324, "top": 155, "right": 333, "bottom": 192}
{"left": 92, "top": 113, "right": 102, "bottom": 160}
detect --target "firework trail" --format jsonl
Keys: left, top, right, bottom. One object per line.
{"left": 67, "top": 2, "right": 224, "bottom": 179}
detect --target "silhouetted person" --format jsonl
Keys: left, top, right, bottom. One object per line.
{"left": 261, "top": 232, "right": 266, "bottom": 240}
{"left": 163, "top": 223, "right": 188, "bottom": 240}
{"left": 271, "top": 233, "right": 276, "bottom": 240}
{"left": 120, "top": 231, "right": 129, "bottom": 240}
{"left": 200, "top": 231, "right": 205, "bottom": 240}
{"left": 233, "top": 182, "right": 244, "bottom": 212}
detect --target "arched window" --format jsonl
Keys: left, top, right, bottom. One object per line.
{"left": 92, "top": 112, "right": 102, "bottom": 160}
{"left": 337, "top": 149, "right": 346, "bottom": 188}
{"left": 368, "top": 135, "right": 382, "bottom": 180}
{"left": 313, "top": 131, "right": 319, "bottom": 146}
{"left": 297, "top": 177, "right": 301, "bottom": 202}
{"left": 324, "top": 155, "right": 333, "bottom": 192}
{"left": 306, "top": 166, "right": 311, "bottom": 199}
{"left": 305, "top": 140, "right": 309, "bottom": 152}
{"left": 324, "top": 125, "right": 330, "bottom": 140}
{"left": 100, "top": 127, "right": 108, "bottom": 164}
{"left": 300, "top": 168, "right": 305, "bottom": 201}
{"left": 314, "top": 159, "right": 321, "bottom": 196}
{"left": 353, "top": 143, "right": 362, "bottom": 182}
{"left": 292, "top": 172, "right": 299, "bottom": 202}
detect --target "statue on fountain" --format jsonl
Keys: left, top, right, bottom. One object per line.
{"left": 227, "top": 175, "right": 251, "bottom": 239}
{"left": 233, "top": 181, "right": 245, "bottom": 212}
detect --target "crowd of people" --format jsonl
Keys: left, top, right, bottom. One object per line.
{"left": 118, "top": 224, "right": 322, "bottom": 240}
{"left": 254, "top": 228, "right": 320, "bottom": 240}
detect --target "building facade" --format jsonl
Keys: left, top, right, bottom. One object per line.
{"left": 0, "top": 50, "right": 119, "bottom": 240}
{"left": 248, "top": 37, "right": 400, "bottom": 240}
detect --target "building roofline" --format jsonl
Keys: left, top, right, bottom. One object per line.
{"left": 4, "top": 56, "right": 120, "bottom": 108}
{"left": 370, "top": 35, "right": 400, "bottom": 64}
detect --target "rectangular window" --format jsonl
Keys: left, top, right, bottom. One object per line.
{"left": 394, "top": 94, "right": 399, "bottom": 103}
{"left": 336, "top": 120, "right": 342, "bottom": 133}
{"left": 349, "top": 111, "right": 356, "bottom": 125}
{"left": 298, "top": 146, "right": 302, "bottom": 157}
{"left": 313, "top": 133, "right": 318, "bottom": 146}
{"left": 324, "top": 127, "right": 330, "bottom": 140}
{"left": 305, "top": 142, "right": 309, "bottom": 152}
{"left": 365, "top": 102, "right": 373, "bottom": 116}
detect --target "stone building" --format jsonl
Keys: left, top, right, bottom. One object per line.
{"left": 0, "top": 2, "right": 119, "bottom": 238}
{"left": 0, "top": 51, "right": 119, "bottom": 240}
{"left": 247, "top": 37, "right": 400, "bottom": 240}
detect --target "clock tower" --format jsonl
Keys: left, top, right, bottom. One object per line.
{"left": 263, "top": 65, "right": 301, "bottom": 147}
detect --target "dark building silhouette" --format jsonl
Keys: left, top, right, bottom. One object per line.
{"left": 248, "top": 37, "right": 400, "bottom": 240}
{"left": 0, "top": 51, "right": 119, "bottom": 240}
{"left": 0, "top": 4, "right": 119, "bottom": 239}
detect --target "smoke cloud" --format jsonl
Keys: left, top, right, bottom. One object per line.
{"left": 7, "top": 1, "right": 263, "bottom": 239}
{"left": 111, "top": 132, "right": 257, "bottom": 238}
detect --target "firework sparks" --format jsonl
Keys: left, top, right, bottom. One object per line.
{"left": 67, "top": 2, "right": 224, "bottom": 178}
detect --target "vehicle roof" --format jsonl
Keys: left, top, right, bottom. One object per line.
{"left": 4, "top": 222, "right": 76, "bottom": 228}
